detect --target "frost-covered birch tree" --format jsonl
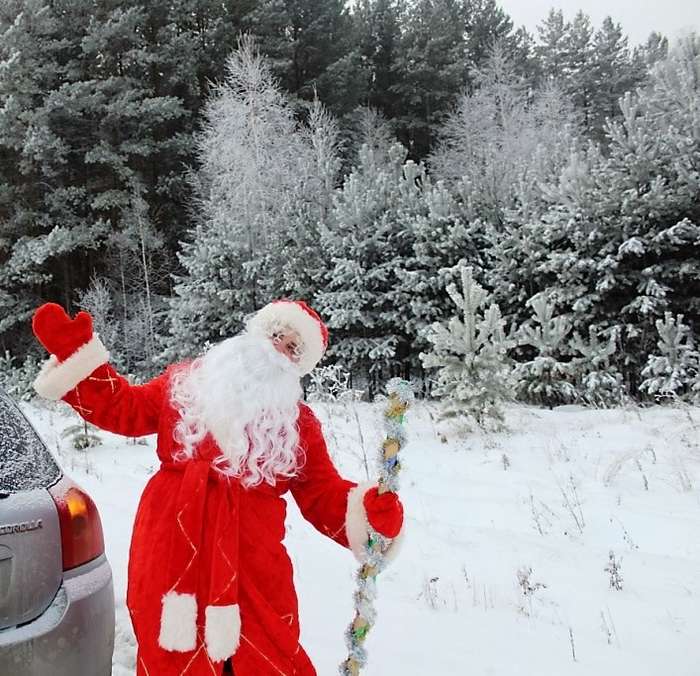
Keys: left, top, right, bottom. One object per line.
{"left": 165, "top": 37, "right": 340, "bottom": 358}
{"left": 429, "top": 43, "right": 579, "bottom": 226}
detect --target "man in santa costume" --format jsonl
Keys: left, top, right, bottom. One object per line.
{"left": 32, "top": 299, "right": 404, "bottom": 675}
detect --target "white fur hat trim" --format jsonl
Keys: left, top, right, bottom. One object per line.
{"left": 247, "top": 301, "right": 326, "bottom": 375}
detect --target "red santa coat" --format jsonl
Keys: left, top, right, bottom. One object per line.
{"left": 35, "top": 339, "right": 380, "bottom": 676}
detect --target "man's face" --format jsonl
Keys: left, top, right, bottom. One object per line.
{"left": 271, "top": 329, "right": 302, "bottom": 363}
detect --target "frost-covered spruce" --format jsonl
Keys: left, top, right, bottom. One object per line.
{"left": 420, "top": 264, "right": 512, "bottom": 429}
{"left": 514, "top": 294, "right": 577, "bottom": 408}
{"left": 525, "top": 40, "right": 700, "bottom": 389}
{"left": 316, "top": 142, "right": 425, "bottom": 389}
{"left": 569, "top": 326, "right": 626, "bottom": 407}
{"left": 639, "top": 313, "right": 700, "bottom": 402}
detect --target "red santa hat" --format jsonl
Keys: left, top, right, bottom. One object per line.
{"left": 246, "top": 300, "right": 328, "bottom": 375}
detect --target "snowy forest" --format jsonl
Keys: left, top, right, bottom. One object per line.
{"left": 1, "top": 0, "right": 699, "bottom": 414}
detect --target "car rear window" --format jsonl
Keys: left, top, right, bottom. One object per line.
{"left": 0, "top": 389, "right": 60, "bottom": 493}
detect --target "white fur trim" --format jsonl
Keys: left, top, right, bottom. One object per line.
{"left": 345, "top": 482, "right": 405, "bottom": 565}
{"left": 247, "top": 302, "right": 325, "bottom": 375}
{"left": 33, "top": 334, "right": 110, "bottom": 401}
{"left": 205, "top": 604, "right": 241, "bottom": 662}
{"left": 158, "top": 591, "right": 198, "bottom": 653}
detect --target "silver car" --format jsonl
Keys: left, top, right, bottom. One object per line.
{"left": 0, "top": 388, "right": 114, "bottom": 675}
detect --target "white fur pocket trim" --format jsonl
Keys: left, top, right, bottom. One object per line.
{"left": 158, "top": 591, "right": 197, "bottom": 653}
{"left": 205, "top": 604, "right": 241, "bottom": 662}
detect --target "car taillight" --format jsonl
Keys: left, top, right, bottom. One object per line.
{"left": 48, "top": 476, "right": 105, "bottom": 571}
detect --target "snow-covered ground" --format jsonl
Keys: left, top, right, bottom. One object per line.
{"left": 23, "top": 400, "right": 700, "bottom": 675}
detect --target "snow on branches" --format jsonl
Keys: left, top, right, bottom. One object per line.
{"left": 421, "top": 264, "right": 512, "bottom": 430}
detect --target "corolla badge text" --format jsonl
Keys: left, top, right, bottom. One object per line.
{"left": 0, "top": 519, "right": 43, "bottom": 535}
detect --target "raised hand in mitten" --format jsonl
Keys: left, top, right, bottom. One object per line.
{"left": 363, "top": 486, "right": 404, "bottom": 538}
{"left": 32, "top": 303, "right": 109, "bottom": 401}
{"left": 32, "top": 302, "right": 94, "bottom": 361}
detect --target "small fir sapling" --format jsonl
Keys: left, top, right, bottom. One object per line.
{"left": 639, "top": 313, "right": 700, "bottom": 402}
{"left": 420, "top": 264, "right": 512, "bottom": 431}
{"left": 514, "top": 294, "right": 577, "bottom": 408}
{"left": 569, "top": 325, "right": 626, "bottom": 406}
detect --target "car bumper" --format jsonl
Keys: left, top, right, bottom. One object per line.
{"left": 0, "top": 554, "right": 115, "bottom": 675}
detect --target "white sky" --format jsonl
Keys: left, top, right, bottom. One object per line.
{"left": 498, "top": 0, "right": 700, "bottom": 46}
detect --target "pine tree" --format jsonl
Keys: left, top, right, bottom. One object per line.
{"left": 348, "top": 0, "right": 403, "bottom": 120}
{"left": 536, "top": 9, "right": 569, "bottom": 79}
{"left": 536, "top": 10, "right": 649, "bottom": 140}
{"left": 639, "top": 313, "right": 700, "bottom": 401}
{"left": 514, "top": 294, "right": 577, "bottom": 408}
{"left": 396, "top": 177, "right": 482, "bottom": 358}
{"left": 247, "top": 0, "right": 355, "bottom": 116}
{"left": 633, "top": 31, "right": 669, "bottom": 71}
{"left": 537, "top": 37, "right": 700, "bottom": 391}
{"left": 390, "top": 0, "right": 467, "bottom": 158}
{"left": 0, "top": 0, "right": 100, "bottom": 353}
{"left": 587, "top": 17, "right": 642, "bottom": 140}
{"left": 315, "top": 142, "right": 423, "bottom": 391}
{"left": 421, "top": 264, "right": 512, "bottom": 429}
{"left": 463, "top": 0, "right": 528, "bottom": 71}
{"left": 565, "top": 11, "right": 596, "bottom": 130}
{"left": 569, "top": 325, "right": 626, "bottom": 406}
{"left": 0, "top": 0, "right": 253, "bottom": 357}
{"left": 390, "top": 0, "right": 523, "bottom": 159}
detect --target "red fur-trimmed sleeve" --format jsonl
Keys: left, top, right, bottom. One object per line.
{"left": 289, "top": 405, "right": 357, "bottom": 548}
{"left": 61, "top": 363, "right": 169, "bottom": 438}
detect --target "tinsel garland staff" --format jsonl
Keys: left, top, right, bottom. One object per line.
{"left": 340, "top": 377, "right": 414, "bottom": 676}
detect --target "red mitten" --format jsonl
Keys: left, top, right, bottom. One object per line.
{"left": 32, "top": 303, "right": 94, "bottom": 361}
{"left": 363, "top": 486, "right": 404, "bottom": 538}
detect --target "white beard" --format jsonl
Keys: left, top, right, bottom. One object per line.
{"left": 169, "top": 332, "right": 303, "bottom": 487}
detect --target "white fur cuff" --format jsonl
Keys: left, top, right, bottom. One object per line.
{"left": 158, "top": 591, "right": 197, "bottom": 653}
{"left": 205, "top": 604, "right": 241, "bottom": 662}
{"left": 345, "top": 482, "right": 405, "bottom": 565}
{"left": 33, "top": 334, "right": 110, "bottom": 400}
